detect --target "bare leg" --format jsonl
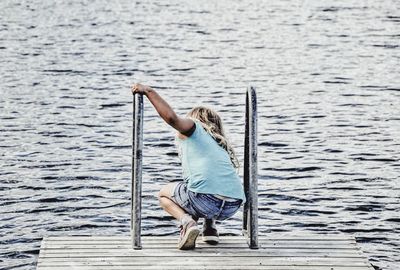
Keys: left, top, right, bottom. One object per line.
{"left": 159, "top": 183, "right": 200, "bottom": 250}
{"left": 158, "top": 183, "right": 187, "bottom": 221}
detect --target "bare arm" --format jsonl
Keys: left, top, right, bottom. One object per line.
{"left": 131, "top": 83, "right": 195, "bottom": 134}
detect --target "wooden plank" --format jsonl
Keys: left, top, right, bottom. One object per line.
{"left": 39, "top": 245, "right": 361, "bottom": 253}
{"left": 39, "top": 250, "right": 363, "bottom": 257}
{"left": 43, "top": 239, "right": 357, "bottom": 244}
{"left": 41, "top": 237, "right": 358, "bottom": 249}
{"left": 37, "top": 249, "right": 365, "bottom": 259}
{"left": 41, "top": 240, "right": 358, "bottom": 247}
{"left": 37, "top": 257, "right": 369, "bottom": 265}
{"left": 42, "top": 239, "right": 357, "bottom": 245}
{"left": 44, "top": 235, "right": 356, "bottom": 241}
{"left": 37, "top": 258, "right": 370, "bottom": 267}
{"left": 36, "top": 258, "right": 373, "bottom": 268}
{"left": 40, "top": 244, "right": 359, "bottom": 250}
{"left": 36, "top": 266, "right": 374, "bottom": 270}
{"left": 36, "top": 252, "right": 370, "bottom": 261}
{"left": 37, "top": 253, "right": 370, "bottom": 265}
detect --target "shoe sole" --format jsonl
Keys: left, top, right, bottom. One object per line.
{"left": 202, "top": 235, "right": 219, "bottom": 245}
{"left": 178, "top": 227, "right": 200, "bottom": 250}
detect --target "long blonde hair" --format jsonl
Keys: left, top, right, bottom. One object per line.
{"left": 186, "top": 106, "right": 240, "bottom": 169}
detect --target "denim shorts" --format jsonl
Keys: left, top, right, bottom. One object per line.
{"left": 170, "top": 181, "right": 243, "bottom": 221}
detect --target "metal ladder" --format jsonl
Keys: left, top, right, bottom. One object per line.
{"left": 131, "top": 86, "right": 258, "bottom": 250}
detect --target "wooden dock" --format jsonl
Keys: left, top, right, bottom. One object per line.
{"left": 36, "top": 91, "right": 373, "bottom": 269}
{"left": 37, "top": 234, "right": 373, "bottom": 270}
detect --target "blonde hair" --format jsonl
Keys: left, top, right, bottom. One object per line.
{"left": 186, "top": 106, "right": 240, "bottom": 169}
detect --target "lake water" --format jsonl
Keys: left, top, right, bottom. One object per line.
{"left": 0, "top": 0, "right": 399, "bottom": 269}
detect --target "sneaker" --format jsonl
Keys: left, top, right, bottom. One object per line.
{"left": 178, "top": 219, "right": 200, "bottom": 250}
{"left": 202, "top": 219, "right": 219, "bottom": 245}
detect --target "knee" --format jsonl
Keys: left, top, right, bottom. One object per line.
{"left": 158, "top": 188, "right": 168, "bottom": 205}
{"left": 157, "top": 190, "right": 163, "bottom": 206}
{"left": 159, "top": 195, "right": 172, "bottom": 209}
{"left": 158, "top": 184, "right": 172, "bottom": 199}
{"left": 158, "top": 194, "right": 163, "bottom": 206}
{"left": 158, "top": 186, "right": 167, "bottom": 200}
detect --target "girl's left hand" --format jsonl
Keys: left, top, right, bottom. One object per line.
{"left": 131, "top": 83, "right": 151, "bottom": 95}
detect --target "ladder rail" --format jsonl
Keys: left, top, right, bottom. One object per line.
{"left": 131, "top": 93, "right": 144, "bottom": 250}
{"left": 242, "top": 86, "right": 259, "bottom": 249}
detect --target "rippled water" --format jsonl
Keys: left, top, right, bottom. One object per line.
{"left": 1, "top": 0, "right": 399, "bottom": 269}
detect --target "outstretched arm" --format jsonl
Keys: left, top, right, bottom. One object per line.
{"left": 131, "top": 83, "right": 195, "bottom": 134}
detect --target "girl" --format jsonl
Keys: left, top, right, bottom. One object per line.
{"left": 131, "top": 83, "right": 246, "bottom": 250}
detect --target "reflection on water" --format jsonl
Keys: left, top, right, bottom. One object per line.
{"left": 0, "top": 0, "right": 399, "bottom": 269}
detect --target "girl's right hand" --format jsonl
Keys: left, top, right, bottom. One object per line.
{"left": 131, "top": 83, "right": 151, "bottom": 95}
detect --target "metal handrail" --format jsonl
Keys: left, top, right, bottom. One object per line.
{"left": 131, "top": 87, "right": 258, "bottom": 250}
{"left": 131, "top": 93, "right": 144, "bottom": 250}
{"left": 242, "top": 86, "right": 259, "bottom": 249}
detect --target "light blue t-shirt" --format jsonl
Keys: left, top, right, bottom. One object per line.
{"left": 176, "top": 120, "right": 246, "bottom": 202}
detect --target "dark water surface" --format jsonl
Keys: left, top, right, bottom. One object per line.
{"left": 1, "top": 0, "right": 399, "bottom": 269}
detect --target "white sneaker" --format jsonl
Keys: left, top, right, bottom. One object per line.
{"left": 178, "top": 219, "right": 200, "bottom": 250}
